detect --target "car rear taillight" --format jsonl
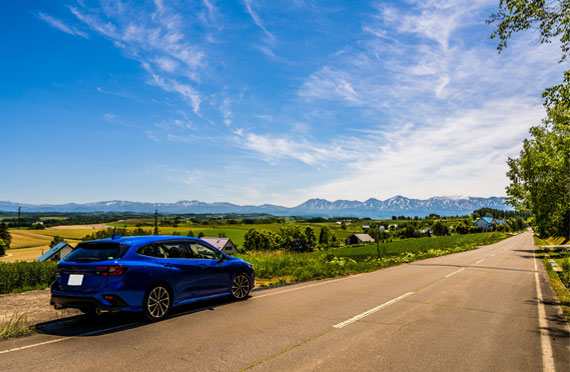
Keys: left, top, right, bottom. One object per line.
{"left": 94, "top": 266, "right": 128, "bottom": 276}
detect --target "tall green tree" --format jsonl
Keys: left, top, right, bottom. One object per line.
{"left": 0, "top": 222, "right": 11, "bottom": 249}
{"left": 489, "top": 0, "right": 570, "bottom": 239}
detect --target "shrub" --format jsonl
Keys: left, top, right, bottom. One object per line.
{"left": 0, "top": 261, "right": 57, "bottom": 294}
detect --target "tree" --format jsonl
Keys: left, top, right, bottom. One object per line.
{"left": 454, "top": 222, "right": 469, "bottom": 235}
{"left": 187, "top": 230, "right": 194, "bottom": 237}
{"left": 198, "top": 231, "right": 205, "bottom": 238}
{"left": 0, "top": 239, "right": 6, "bottom": 257}
{"left": 50, "top": 235, "right": 65, "bottom": 248}
{"left": 243, "top": 229, "right": 278, "bottom": 251}
{"left": 505, "top": 118, "right": 570, "bottom": 237}
{"left": 432, "top": 221, "right": 449, "bottom": 236}
{"left": 489, "top": 0, "right": 570, "bottom": 239}
{"left": 0, "top": 222, "right": 11, "bottom": 248}
{"left": 319, "top": 226, "right": 337, "bottom": 248}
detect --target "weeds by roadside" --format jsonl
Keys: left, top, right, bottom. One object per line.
{"left": 534, "top": 236, "right": 570, "bottom": 322}
{"left": 0, "top": 312, "right": 35, "bottom": 340}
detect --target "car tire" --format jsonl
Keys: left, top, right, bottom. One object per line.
{"left": 231, "top": 272, "right": 251, "bottom": 300}
{"left": 143, "top": 284, "right": 172, "bottom": 322}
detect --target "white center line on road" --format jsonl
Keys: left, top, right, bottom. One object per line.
{"left": 333, "top": 292, "right": 414, "bottom": 329}
{"left": 475, "top": 259, "right": 485, "bottom": 264}
{"left": 444, "top": 268, "right": 465, "bottom": 278}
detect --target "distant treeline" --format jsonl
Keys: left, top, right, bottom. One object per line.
{"left": 472, "top": 208, "right": 530, "bottom": 219}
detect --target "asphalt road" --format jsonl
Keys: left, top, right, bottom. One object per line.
{"left": 1, "top": 231, "right": 568, "bottom": 371}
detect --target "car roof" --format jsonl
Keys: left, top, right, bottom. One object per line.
{"left": 83, "top": 235, "right": 205, "bottom": 246}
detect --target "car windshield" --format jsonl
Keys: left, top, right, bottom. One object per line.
{"left": 63, "top": 242, "right": 130, "bottom": 263}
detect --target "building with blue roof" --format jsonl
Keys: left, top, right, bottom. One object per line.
{"left": 474, "top": 217, "right": 496, "bottom": 231}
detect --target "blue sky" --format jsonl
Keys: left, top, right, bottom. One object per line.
{"left": 1, "top": 0, "right": 565, "bottom": 206}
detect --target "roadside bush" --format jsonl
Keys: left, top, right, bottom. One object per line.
{"left": 243, "top": 229, "right": 278, "bottom": 251}
{"left": 0, "top": 261, "right": 57, "bottom": 294}
{"left": 432, "top": 221, "right": 449, "bottom": 236}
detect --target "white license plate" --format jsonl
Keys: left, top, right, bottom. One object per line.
{"left": 68, "top": 274, "right": 84, "bottom": 286}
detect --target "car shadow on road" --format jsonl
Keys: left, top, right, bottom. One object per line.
{"left": 36, "top": 296, "right": 247, "bottom": 338}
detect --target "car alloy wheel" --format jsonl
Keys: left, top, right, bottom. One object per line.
{"left": 144, "top": 285, "right": 171, "bottom": 321}
{"left": 231, "top": 273, "right": 251, "bottom": 300}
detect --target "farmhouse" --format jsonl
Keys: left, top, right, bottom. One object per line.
{"left": 201, "top": 237, "right": 238, "bottom": 254}
{"left": 474, "top": 217, "right": 495, "bottom": 231}
{"left": 37, "top": 242, "right": 74, "bottom": 262}
{"left": 346, "top": 233, "right": 375, "bottom": 245}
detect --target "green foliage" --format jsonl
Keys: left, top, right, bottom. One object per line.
{"left": 49, "top": 235, "right": 65, "bottom": 248}
{"left": 278, "top": 224, "right": 316, "bottom": 252}
{"left": 432, "top": 221, "right": 449, "bottom": 236}
{"left": 187, "top": 230, "right": 194, "bottom": 237}
{"left": 506, "top": 118, "right": 570, "bottom": 238}
{"left": 318, "top": 225, "right": 337, "bottom": 248}
{"left": 454, "top": 222, "right": 469, "bottom": 234}
{"left": 198, "top": 231, "right": 205, "bottom": 238}
{"left": 489, "top": 0, "right": 570, "bottom": 61}
{"left": 0, "top": 312, "right": 34, "bottom": 340}
{"left": 81, "top": 227, "right": 152, "bottom": 241}
{"left": 243, "top": 229, "right": 278, "bottom": 251}
{"left": 489, "top": 0, "right": 570, "bottom": 240}
{"left": 237, "top": 232, "right": 506, "bottom": 283}
{"left": 0, "top": 261, "right": 57, "bottom": 294}
{"left": 0, "top": 239, "right": 7, "bottom": 257}
{"left": 0, "top": 222, "right": 11, "bottom": 252}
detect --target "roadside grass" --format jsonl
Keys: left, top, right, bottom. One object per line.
{"left": 237, "top": 232, "right": 506, "bottom": 286}
{"left": 534, "top": 236, "right": 570, "bottom": 321}
{"left": 0, "top": 312, "right": 35, "bottom": 340}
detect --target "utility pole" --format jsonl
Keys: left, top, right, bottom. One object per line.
{"left": 17, "top": 206, "right": 21, "bottom": 230}
{"left": 376, "top": 224, "right": 381, "bottom": 264}
{"left": 154, "top": 209, "right": 159, "bottom": 235}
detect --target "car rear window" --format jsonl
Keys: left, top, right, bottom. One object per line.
{"left": 63, "top": 242, "right": 130, "bottom": 262}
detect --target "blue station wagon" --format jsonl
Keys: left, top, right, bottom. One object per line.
{"left": 50, "top": 235, "right": 255, "bottom": 321}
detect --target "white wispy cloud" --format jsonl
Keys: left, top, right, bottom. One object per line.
{"left": 238, "top": 131, "right": 356, "bottom": 167}
{"left": 62, "top": 1, "right": 205, "bottom": 113}
{"left": 38, "top": 12, "right": 88, "bottom": 38}
{"left": 244, "top": 0, "right": 275, "bottom": 44}
{"left": 284, "top": 0, "right": 564, "bottom": 202}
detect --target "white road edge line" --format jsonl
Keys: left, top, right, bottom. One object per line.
{"left": 534, "top": 251, "right": 555, "bottom": 372}
{"left": 333, "top": 292, "right": 414, "bottom": 329}
{"left": 475, "top": 259, "right": 485, "bottom": 264}
{"left": 0, "top": 323, "right": 138, "bottom": 355}
{"left": 444, "top": 268, "right": 465, "bottom": 278}
{"left": 0, "top": 337, "right": 71, "bottom": 354}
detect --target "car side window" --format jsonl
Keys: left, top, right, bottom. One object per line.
{"left": 157, "top": 242, "right": 193, "bottom": 259}
{"left": 137, "top": 244, "right": 160, "bottom": 258}
{"left": 188, "top": 243, "right": 219, "bottom": 260}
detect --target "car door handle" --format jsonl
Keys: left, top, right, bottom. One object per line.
{"left": 199, "top": 264, "right": 208, "bottom": 270}
{"left": 162, "top": 263, "right": 173, "bottom": 268}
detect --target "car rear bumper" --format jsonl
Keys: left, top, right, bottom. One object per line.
{"left": 50, "top": 293, "right": 129, "bottom": 311}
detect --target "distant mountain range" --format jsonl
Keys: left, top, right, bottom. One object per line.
{"left": 0, "top": 196, "right": 511, "bottom": 218}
